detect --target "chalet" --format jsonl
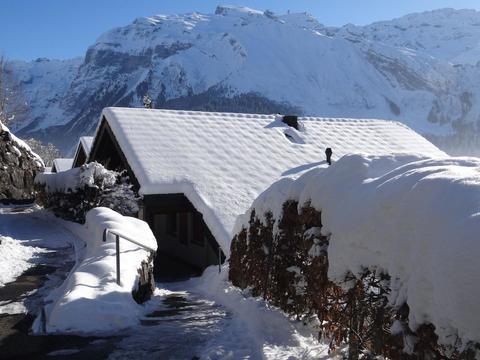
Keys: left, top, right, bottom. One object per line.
{"left": 88, "top": 107, "right": 445, "bottom": 278}
{"left": 72, "top": 136, "right": 93, "bottom": 168}
{"left": 51, "top": 158, "right": 73, "bottom": 173}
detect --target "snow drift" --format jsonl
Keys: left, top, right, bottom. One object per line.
{"left": 235, "top": 153, "right": 480, "bottom": 347}
{"left": 35, "top": 207, "right": 157, "bottom": 334}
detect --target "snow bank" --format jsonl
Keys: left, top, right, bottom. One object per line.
{"left": 236, "top": 153, "right": 480, "bottom": 347}
{"left": 36, "top": 207, "right": 157, "bottom": 334}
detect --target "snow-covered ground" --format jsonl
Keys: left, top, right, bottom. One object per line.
{"left": 0, "top": 205, "right": 335, "bottom": 358}
{"left": 0, "top": 205, "right": 77, "bottom": 316}
{"left": 0, "top": 206, "right": 77, "bottom": 291}
{"left": 183, "top": 266, "right": 338, "bottom": 359}
{"left": 107, "top": 269, "right": 337, "bottom": 359}
{"left": 0, "top": 234, "right": 46, "bottom": 288}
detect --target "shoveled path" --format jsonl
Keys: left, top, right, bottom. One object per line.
{"left": 107, "top": 287, "right": 229, "bottom": 359}
{"left": 0, "top": 206, "right": 118, "bottom": 359}
{"left": 0, "top": 206, "right": 233, "bottom": 360}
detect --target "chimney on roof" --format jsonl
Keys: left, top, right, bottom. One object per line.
{"left": 282, "top": 115, "right": 299, "bottom": 130}
{"left": 325, "top": 148, "right": 332, "bottom": 165}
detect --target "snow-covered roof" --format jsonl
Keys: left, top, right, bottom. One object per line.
{"left": 79, "top": 136, "right": 94, "bottom": 155}
{"left": 99, "top": 107, "right": 445, "bottom": 254}
{"left": 52, "top": 158, "right": 73, "bottom": 172}
{"left": 73, "top": 136, "right": 94, "bottom": 166}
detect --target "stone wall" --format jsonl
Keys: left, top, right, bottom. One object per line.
{"left": 0, "top": 124, "right": 44, "bottom": 203}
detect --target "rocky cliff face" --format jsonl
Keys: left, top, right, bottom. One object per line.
{"left": 8, "top": 6, "right": 480, "bottom": 155}
{"left": 0, "top": 122, "right": 44, "bottom": 203}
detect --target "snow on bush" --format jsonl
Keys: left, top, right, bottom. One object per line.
{"left": 233, "top": 153, "right": 480, "bottom": 355}
{"left": 34, "top": 207, "right": 157, "bottom": 334}
{"left": 35, "top": 162, "right": 138, "bottom": 222}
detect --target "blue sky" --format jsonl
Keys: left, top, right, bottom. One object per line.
{"left": 1, "top": 0, "right": 480, "bottom": 60}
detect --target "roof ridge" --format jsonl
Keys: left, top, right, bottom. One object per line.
{"left": 105, "top": 107, "right": 410, "bottom": 125}
{"left": 105, "top": 106, "right": 277, "bottom": 119}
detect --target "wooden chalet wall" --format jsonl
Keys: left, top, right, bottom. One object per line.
{"left": 72, "top": 146, "right": 87, "bottom": 168}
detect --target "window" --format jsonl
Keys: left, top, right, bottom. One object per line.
{"left": 156, "top": 211, "right": 205, "bottom": 247}
{"left": 191, "top": 212, "right": 205, "bottom": 246}
{"left": 178, "top": 212, "right": 188, "bottom": 244}
{"left": 166, "top": 213, "right": 178, "bottom": 237}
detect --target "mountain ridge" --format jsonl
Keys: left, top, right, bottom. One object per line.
{"left": 7, "top": 6, "right": 480, "bottom": 155}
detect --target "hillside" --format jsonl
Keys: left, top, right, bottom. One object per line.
{"left": 8, "top": 6, "right": 480, "bottom": 154}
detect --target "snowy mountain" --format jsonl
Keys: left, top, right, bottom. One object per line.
{"left": 338, "top": 8, "right": 480, "bottom": 65}
{"left": 8, "top": 6, "right": 480, "bottom": 154}
{"left": 8, "top": 57, "right": 82, "bottom": 133}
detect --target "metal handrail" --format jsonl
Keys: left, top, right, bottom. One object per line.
{"left": 103, "top": 228, "right": 156, "bottom": 285}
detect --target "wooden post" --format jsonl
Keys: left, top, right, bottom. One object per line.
{"left": 116, "top": 234, "right": 121, "bottom": 285}
{"left": 103, "top": 229, "right": 107, "bottom": 242}
{"left": 41, "top": 306, "right": 47, "bottom": 334}
{"left": 325, "top": 147, "right": 333, "bottom": 165}
{"left": 218, "top": 246, "right": 221, "bottom": 273}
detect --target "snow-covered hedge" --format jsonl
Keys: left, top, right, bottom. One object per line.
{"left": 35, "top": 162, "right": 138, "bottom": 223}
{"left": 34, "top": 207, "right": 157, "bottom": 334}
{"left": 230, "top": 154, "right": 480, "bottom": 359}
